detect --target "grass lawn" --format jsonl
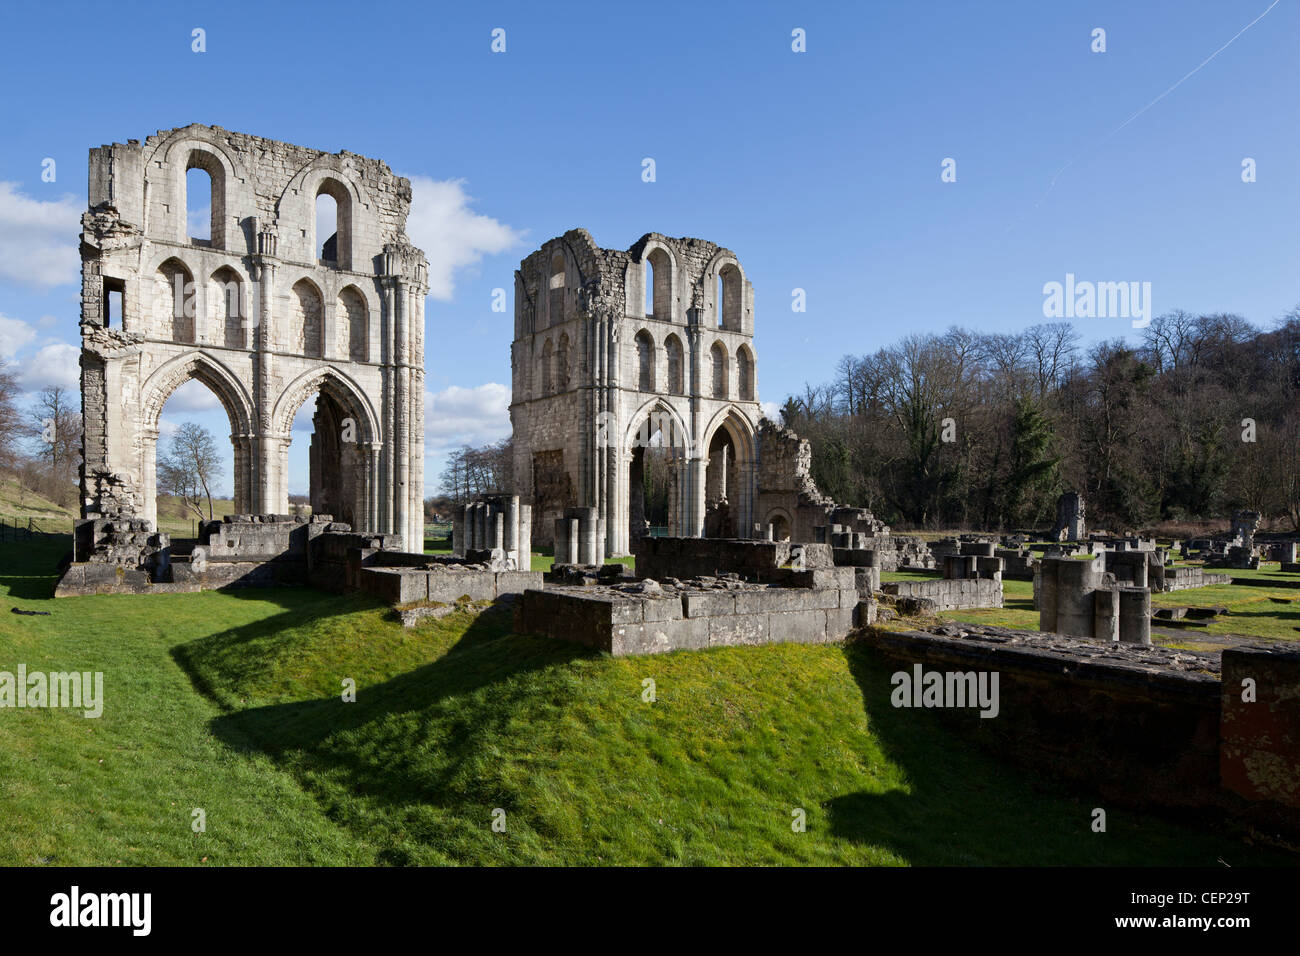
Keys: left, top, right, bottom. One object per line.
{"left": 0, "top": 538, "right": 1292, "bottom": 866}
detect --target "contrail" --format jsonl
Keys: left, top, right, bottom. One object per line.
{"left": 1034, "top": 0, "right": 1283, "bottom": 208}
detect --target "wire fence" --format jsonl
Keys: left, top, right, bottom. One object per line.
{"left": 0, "top": 516, "right": 67, "bottom": 542}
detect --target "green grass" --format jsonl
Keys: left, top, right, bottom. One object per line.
{"left": 0, "top": 537, "right": 367, "bottom": 865}
{"left": 0, "top": 538, "right": 1292, "bottom": 865}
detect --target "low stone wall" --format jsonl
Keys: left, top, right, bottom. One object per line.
{"left": 634, "top": 536, "right": 834, "bottom": 582}
{"left": 358, "top": 563, "right": 541, "bottom": 605}
{"left": 882, "top": 577, "right": 1002, "bottom": 611}
{"left": 516, "top": 574, "right": 859, "bottom": 656}
{"left": 1160, "top": 566, "right": 1233, "bottom": 592}
{"left": 864, "top": 623, "right": 1300, "bottom": 835}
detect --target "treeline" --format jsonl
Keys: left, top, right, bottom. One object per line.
{"left": 779, "top": 311, "right": 1300, "bottom": 533}
{"left": 437, "top": 438, "right": 513, "bottom": 505}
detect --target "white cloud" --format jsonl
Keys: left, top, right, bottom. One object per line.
{"left": 760, "top": 400, "right": 782, "bottom": 423}
{"left": 424, "top": 382, "right": 510, "bottom": 452}
{"left": 18, "top": 342, "right": 78, "bottom": 392}
{"left": 165, "top": 378, "right": 222, "bottom": 414}
{"left": 404, "top": 176, "right": 523, "bottom": 301}
{"left": 0, "top": 182, "right": 81, "bottom": 288}
{"left": 0, "top": 314, "right": 38, "bottom": 360}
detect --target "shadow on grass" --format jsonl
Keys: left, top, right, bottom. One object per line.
{"left": 176, "top": 598, "right": 593, "bottom": 855}
{"left": 826, "top": 641, "right": 1294, "bottom": 866}
{"left": 826, "top": 642, "right": 1084, "bottom": 865}
{"left": 0, "top": 535, "right": 71, "bottom": 601}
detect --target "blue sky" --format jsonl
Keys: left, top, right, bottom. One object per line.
{"left": 0, "top": 0, "right": 1296, "bottom": 497}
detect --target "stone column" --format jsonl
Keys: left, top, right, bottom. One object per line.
{"left": 505, "top": 495, "right": 520, "bottom": 554}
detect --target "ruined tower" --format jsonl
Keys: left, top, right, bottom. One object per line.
{"left": 78, "top": 125, "right": 428, "bottom": 549}
{"left": 510, "top": 229, "right": 762, "bottom": 555}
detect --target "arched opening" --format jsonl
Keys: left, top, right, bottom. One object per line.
{"left": 737, "top": 344, "right": 755, "bottom": 401}
{"left": 548, "top": 253, "right": 566, "bottom": 326}
{"left": 557, "top": 333, "right": 570, "bottom": 392}
{"left": 151, "top": 377, "right": 238, "bottom": 540}
{"left": 718, "top": 263, "right": 743, "bottom": 331}
{"left": 208, "top": 267, "right": 244, "bottom": 349}
{"left": 152, "top": 258, "right": 194, "bottom": 343}
{"left": 635, "top": 330, "right": 655, "bottom": 392}
{"left": 644, "top": 258, "right": 654, "bottom": 317}
{"left": 627, "top": 407, "right": 684, "bottom": 546}
{"left": 710, "top": 340, "right": 728, "bottom": 399}
{"left": 315, "top": 193, "right": 337, "bottom": 261}
{"left": 337, "top": 286, "right": 369, "bottom": 362}
{"left": 315, "top": 178, "right": 352, "bottom": 269}
{"left": 184, "top": 150, "right": 225, "bottom": 248}
{"left": 540, "top": 338, "right": 553, "bottom": 395}
{"left": 665, "top": 333, "right": 684, "bottom": 394}
{"left": 285, "top": 384, "right": 371, "bottom": 529}
{"left": 705, "top": 427, "right": 738, "bottom": 537}
{"left": 291, "top": 279, "right": 324, "bottom": 358}
{"left": 185, "top": 167, "right": 212, "bottom": 244}
{"left": 769, "top": 513, "right": 790, "bottom": 542}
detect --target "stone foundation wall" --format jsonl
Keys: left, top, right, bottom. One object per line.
{"left": 864, "top": 624, "right": 1300, "bottom": 834}
{"left": 882, "top": 577, "right": 1003, "bottom": 611}
{"left": 634, "top": 535, "right": 835, "bottom": 582}
{"left": 515, "top": 578, "right": 858, "bottom": 656}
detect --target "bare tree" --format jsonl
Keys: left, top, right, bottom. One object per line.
{"left": 28, "top": 385, "right": 82, "bottom": 487}
{"left": 157, "top": 422, "right": 221, "bottom": 521}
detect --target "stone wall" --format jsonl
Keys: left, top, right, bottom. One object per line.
{"left": 883, "top": 577, "right": 1003, "bottom": 612}
{"left": 515, "top": 576, "right": 859, "bottom": 656}
{"left": 510, "top": 229, "right": 762, "bottom": 554}
{"left": 866, "top": 623, "right": 1300, "bottom": 834}
{"left": 78, "top": 124, "right": 427, "bottom": 550}
{"left": 634, "top": 535, "right": 838, "bottom": 582}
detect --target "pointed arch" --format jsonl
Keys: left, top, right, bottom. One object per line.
{"left": 710, "top": 340, "right": 728, "bottom": 399}
{"left": 737, "top": 344, "right": 755, "bottom": 401}
{"left": 208, "top": 266, "right": 245, "bottom": 349}
{"left": 290, "top": 278, "right": 324, "bottom": 358}
{"left": 272, "top": 365, "right": 381, "bottom": 446}
{"left": 664, "top": 333, "right": 685, "bottom": 394}
{"left": 635, "top": 328, "right": 656, "bottom": 392}
{"left": 152, "top": 257, "right": 194, "bottom": 344}
{"left": 337, "top": 284, "right": 369, "bottom": 362}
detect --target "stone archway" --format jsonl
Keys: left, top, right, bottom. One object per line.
{"left": 138, "top": 351, "right": 257, "bottom": 531}
{"left": 700, "top": 408, "right": 757, "bottom": 539}
{"left": 272, "top": 367, "right": 382, "bottom": 534}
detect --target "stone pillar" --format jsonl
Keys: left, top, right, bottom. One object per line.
{"left": 552, "top": 517, "right": 567, "bottom": 564}
{"left": 504, "top": 495, "right": 519, "bottom": 553}
{"left": 452, "top": 504, "right": 465, "bottom": 556}
{"left": 1118, "top": 587, "right": 1151, "bottom": 645}
{"left": 1093, "top": 588, "right": 1119, "bottom": 642}
{"left": 566, "top": 518, "right": 579, "bottom": 566}
{"left": 518, "top": 504, "right": 532, "bottom": 568}
{"left": 251, "top": 253, "right": 277, "bottom": 515}
{"left": 493, "top": 511, "right": 505, "bottom": 551}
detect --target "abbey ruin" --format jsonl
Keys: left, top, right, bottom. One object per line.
{"left": 78, "top": 124, "right": 427, "bottom": 548}
{"left": 509, "top": 230, "right": 762, "bottom": 556}
{"left": 45, "top": 122, "right": 1300, "bottom": 839}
